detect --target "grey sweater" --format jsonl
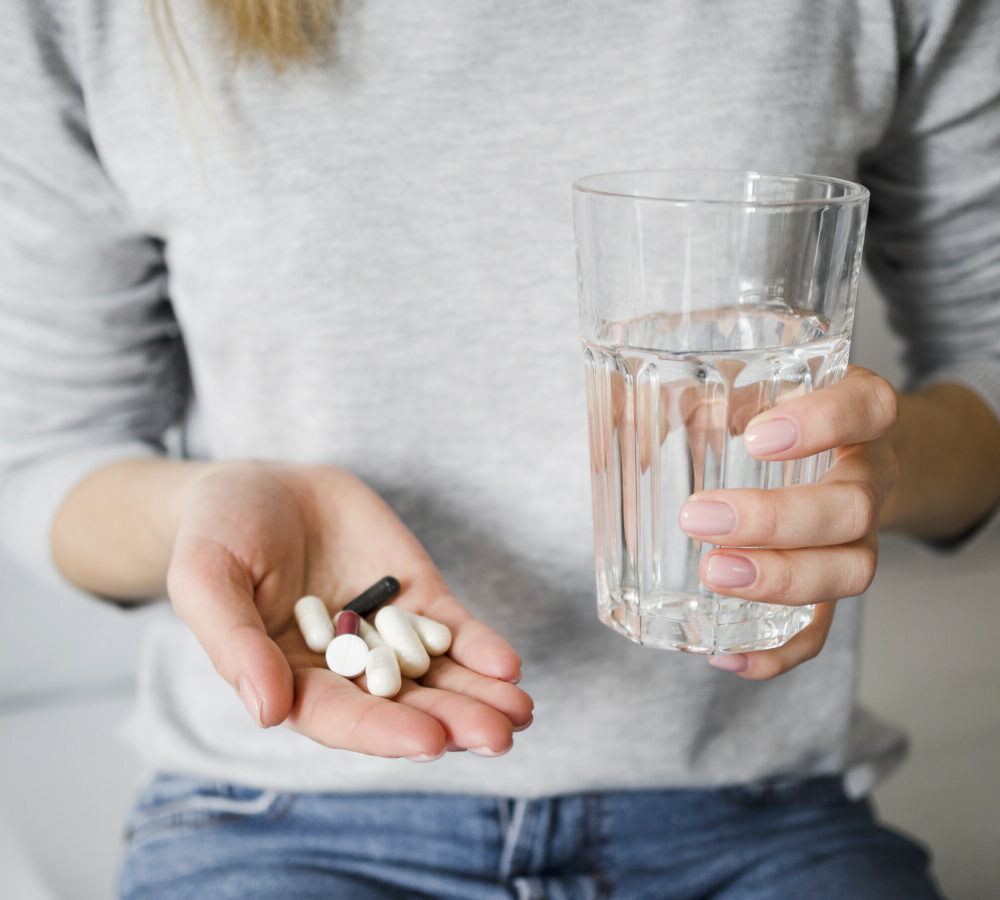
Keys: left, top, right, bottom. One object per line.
{"left": 2, "top": 0, "right": 999, "bottom": 796}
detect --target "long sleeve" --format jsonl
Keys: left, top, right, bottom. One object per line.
{"left": 859, "top": 0, "right": 1000, "bottom": 417}
{"left": 859, "top": 0, "right": 1000, "bottom": 545}
{"left": 0, "top": 1, "right": 188, "bottom": 584}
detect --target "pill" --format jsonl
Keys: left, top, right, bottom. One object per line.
{"left": 343, "top": 576, "right": 401, "bottom": 618}
{"left": 336, "top": 610, "right": 387, "bottom": 649}
{"left": 404, "top": 611, "right": 452, "bottom": 655}
{"left": 374, "top": 605, "right": 431, "bottom": 678}
{"left": 326, "top": 632, "right": 369, "bottom": 678}
{"left": 294, "top": 595, "right": 334, "bottom": 653}
{"left": 356, "top": 615, "right": 387, "bottom": 649}
{"left": 335, "top": 609, "right": 361, "bottom": 636}
{"left": 365, "top": 646, "right": 402, "bottom": 698}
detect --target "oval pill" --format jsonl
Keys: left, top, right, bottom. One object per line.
{"left": 325, "top": 633, "right": 369, "bottom": 678}
{"left": 374, "top": 606, "right": 431, "bottom": 678}
{"left": 294, "top": 595, "right": 334, "bottom": 653}
{"left": 404, "top": 611, "right": 452, "bottom": 655}
{"left": 365, "top": 646, "right": 402, "bottom": 698}
{"left": 356, "top": 615, "right": 387, "bottom": 650}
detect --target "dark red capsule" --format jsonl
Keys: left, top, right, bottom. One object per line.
{"left": 335, "top": 609, "right": 361, "bottom": 636}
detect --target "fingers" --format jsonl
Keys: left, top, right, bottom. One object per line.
{"left": 699, "top": 537, "right": 878, "bottom": 606}
{"left": 417, "top": 593, "right": 523, "bottom": 684}
{"left": 418, "top": 656, "right": 534, "bottom": 730}
{"left": 287, "top": 591, "right": 532, "bottom": 756}
{"left": 167, "top": 539, "right": 294, "bottom": 728}
{"left": 743, "top": 366, "right": 898, "bottom": 459}
{"left": 392, "top": 678, "right": 520, "bottom": 756}
{"left": 708, "top": 601, "right": 837, "bottom": 681}
{"left": 680, "top": 448, "right": 886, "bottom": 549}
{"left": 287, "top": 659, "right": 533, "bottom": 759}
{"left": 287, "top": 667, "right": 447, "bottom": 758}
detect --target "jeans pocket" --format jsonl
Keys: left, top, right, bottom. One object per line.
{"left": 124, "top": 776, "right": 292, "bottom": 845}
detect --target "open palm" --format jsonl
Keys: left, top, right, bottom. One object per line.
{"left": 167, "top": 462, "right": 532, "bottom": 760}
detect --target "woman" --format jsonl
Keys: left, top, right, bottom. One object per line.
{"left": 2, "top": 1, "right": 998, "bottom": 896}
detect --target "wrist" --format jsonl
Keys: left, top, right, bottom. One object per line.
{"left": 882, "top": 383, "right": 1000, "bottom": 540}
{"left": 53, "top": 457, "right": 218, "bottom": 600}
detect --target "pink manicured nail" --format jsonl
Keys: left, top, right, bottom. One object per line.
{"left": 238, "top": 677, "right": 264, "bottom": 728}
{"left": 681, "top": 501, "right": 735, "bottom": 536}
{"left": 744, "top": 418, "right": 798, "bottom": 456}
{"left": 705, "top": 554, "right": 756, "bottom": 588}
{"left": 708, "top": 654, "right": 750, "bottom": 673}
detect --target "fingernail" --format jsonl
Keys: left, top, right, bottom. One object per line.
{"left": 507, "top": 670, "right": 522, "bottom": 684}
{"left": 681, "top": 501, "right": 735, "bottom": 536}
{"left": 471, "top": 745, "right": 511, "bottom": 757}
{"left": 708, "top": 654, "right": 750, "bottom": 673}
{"left": 513, "top": 715, "right": 533, "bottom": 733}
{"left": 705, "top": 554, "right": 756, "bottom": 588}
{"left": 407, "top": 751, "right": 445, "bottom": 763}
{"left": 744, "top": 418, "right": 797, "bottom": 456}
{"left": 238, "top": 677, "right": 264, "bottom": 728}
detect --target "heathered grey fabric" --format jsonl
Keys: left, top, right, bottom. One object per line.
{"left": 1, "top": 0, "right": 998, "bottom": 796}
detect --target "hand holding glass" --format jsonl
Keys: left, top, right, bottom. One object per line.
{"left": 573, "top": 170, "right": 869, "bottom": 654}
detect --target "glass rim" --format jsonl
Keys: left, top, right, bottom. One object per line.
{"left": 572, "top": 168, "right": 869, "bottom": 209}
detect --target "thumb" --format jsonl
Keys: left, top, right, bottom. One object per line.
{"left": 167, "top": 539, "right": 294, "bottom": 727}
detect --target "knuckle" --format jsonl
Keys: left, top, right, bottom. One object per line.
{"left": 848, "top": 545, "right": 879, "bottom": 595}
{"left": 764, "top": 551, "right": 796, "bottom": 603}
{"left": 868, "top": 375, "right": 899, "bottom": 430}
{"left": 845, "top": 481, "right": 879, "bottom": 537}
{"left": 754, "top": 494, "right": 781, "bottom": 543}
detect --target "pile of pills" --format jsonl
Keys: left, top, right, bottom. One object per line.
{"left": 293, "top": 576, "right": 452, "bottom": 699}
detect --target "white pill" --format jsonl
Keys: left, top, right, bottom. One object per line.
{"left": 325, "top": 633, "right": 369, "bottom": 678}
{"left": 365, "top": 646, "right": 402, "bottom": 698}
{"left": 294, "top": 595, "right": 334, "bottom": 653}
{"left": 349, "top": 614, "right": 386, "bottom": 649}
{"left": 374, "top": 606, "right": 431, "bottom": 678}
{"left": 404, "top": 611, "right": 452, "bottom": 655}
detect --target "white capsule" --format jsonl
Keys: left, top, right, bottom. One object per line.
{"left": 325, "top": 633, "right": 369, "bottom": 678}
{"left": 374, "top": 606, "right": 431, "bottom": 678}
{"left": 294, "top": 595, "right": 334, "bottom": 653}
{"left": 365, "top": 646, "right": 402, "bottom": 698}
{"left": 355, "top": 615, "right": 387, "bottom": 649}
{"left": 404, "top": 611, "right": 452, "bottom": 655}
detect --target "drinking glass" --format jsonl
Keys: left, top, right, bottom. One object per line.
{"left": 573, "top": 169, "right": 869, "bottom": 653}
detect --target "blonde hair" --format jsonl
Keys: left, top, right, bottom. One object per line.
{"left": 151, "top": 0, "right": 338, "bottom": 70}
{"left": 204, "top": 0, "right": 337, "bottom": 67}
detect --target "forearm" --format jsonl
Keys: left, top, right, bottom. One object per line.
{"left": 881, "top": 382, "right": 1000, "bottom": 541}
{"left": 51, "top": 457, "right": 216, "bottom": 601}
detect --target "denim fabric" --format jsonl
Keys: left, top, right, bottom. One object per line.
{"left": 119, "top": 776, "right": 942, "bottom": 899}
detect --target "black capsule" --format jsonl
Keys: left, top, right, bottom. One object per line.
{"left": 343, "top": 576, "right": 401, "bottom": 617}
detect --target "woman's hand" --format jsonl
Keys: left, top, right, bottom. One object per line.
{"left": 166, "top": 462, "right": 532, "bottom": 759}
{"left": 679, "top": 366, "right": 899, "bottom": 680}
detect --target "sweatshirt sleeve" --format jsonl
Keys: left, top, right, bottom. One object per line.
{"left": 858, "top": 0, "right": 1000, "bottom": 547}
{"left": 0, "top": 2, "right": 189, "bottom": 585}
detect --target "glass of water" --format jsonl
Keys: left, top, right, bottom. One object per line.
{"left": 572, "top": 170, "right": 869, "bottom": 654}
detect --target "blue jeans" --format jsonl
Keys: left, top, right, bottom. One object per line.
{"left": 119, "top": 775, "right": 942, "bottom": 899}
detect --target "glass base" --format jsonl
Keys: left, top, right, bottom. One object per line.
{"left": 598, "top": 589, "right": 814, "bottom": 654}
